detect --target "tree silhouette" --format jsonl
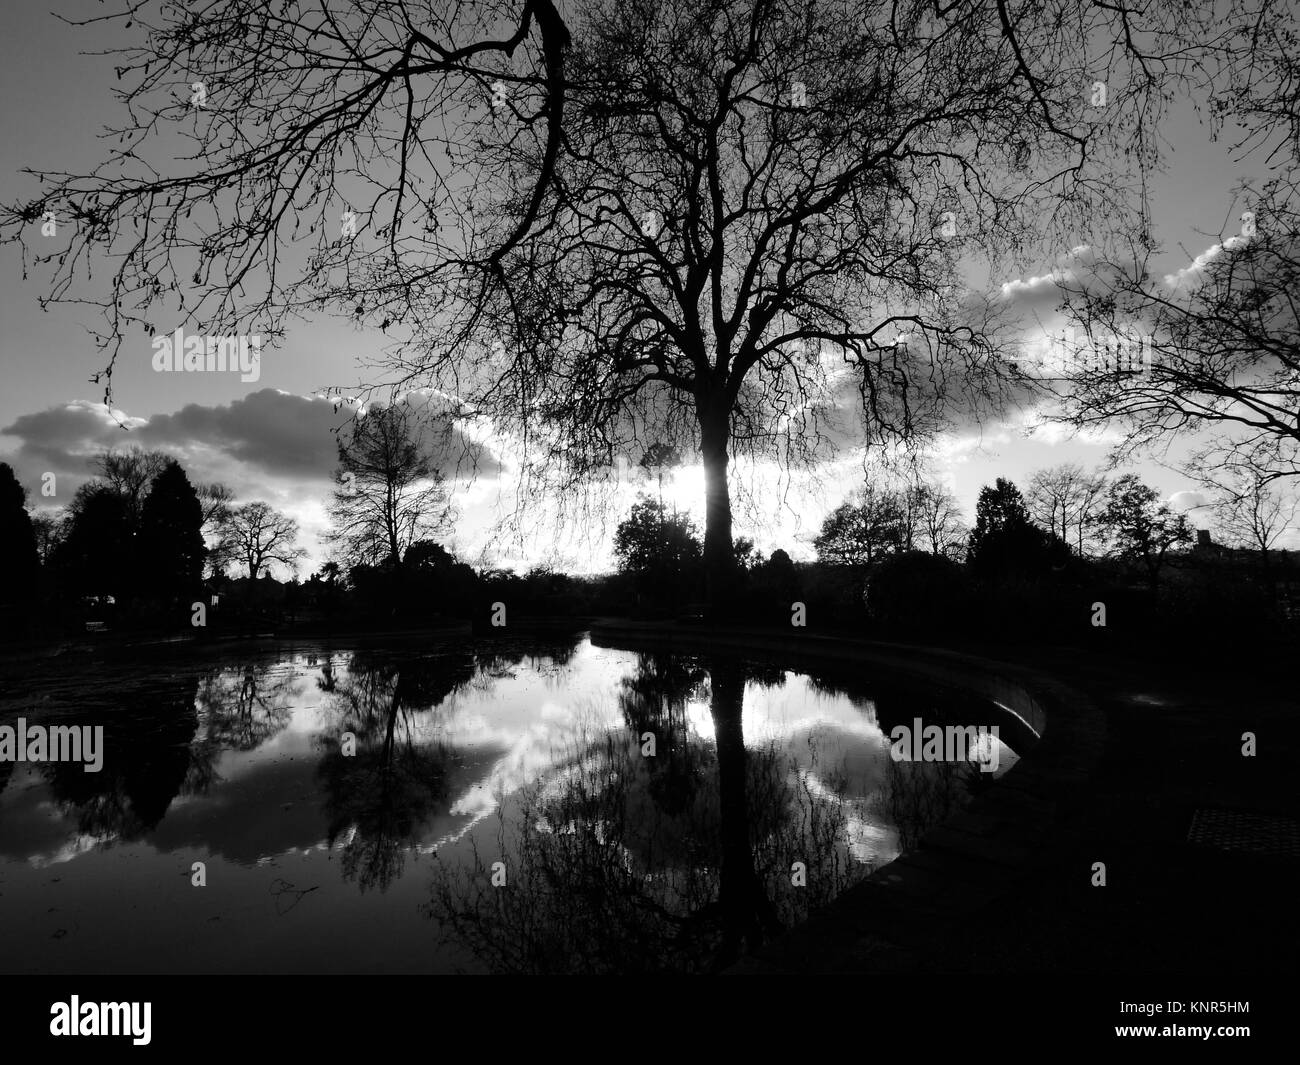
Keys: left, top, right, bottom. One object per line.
{"left": 0, "top": 462, "right": 39, "bottom": 610}
{"left": 328, "top": 402, "right": 453, "bottom": 569}
{"left": 196, "top": 482, "right": 236, "bottom": 577}
{"left": 909, "top": 481, "right": 968, "bottom": 559}
{"left": 1203, "top": 469, "right": 1300, "bottom": 573}
{"left": 1026, "top": 464, "right": 1109, "bottom": 558}
{"left": 967, "top": 477, "right": 1070, "bottom": 577}
{"left": 93, "top": 448, "right": 170, "bottom": 532}
{"left": 814, "top": 485, "right": 906, "bottom": 568}
{"left": 137, "top": 460, "right": 206, "bottom": 607}
{"left": 217, "top": 501, "right": 306, "bottom": 579}
{"left": 613, "top": 497, "right": 702, "bottom": 575}
{"left": 614, "top": 496, "right": 704, "bottom": 610}
{"left": 1096, "top": 473, "right": 1193, "bottom": 593}
{"left": 397, "top": 540, "right": 478, "bottom": 619}
{"left": 51, "top": 484, "right": 133, "bottom": 600}
{"left": 1050, "top": 183, "right": 1300, "bottom": 488}
{"left": 30, "top": 511, "right": 66, "bottom": 566}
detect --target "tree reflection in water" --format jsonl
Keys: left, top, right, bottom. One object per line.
{"left": 424, "top": 653, "right": 869, "bottom": 974}
{"left": 316, "top": 651, "right": 474, "bottom": 893}
{"left": 180, "top": 663, "right": 299, "bottom": 797}
{"left": 1, "top": 637, "right": 1013, "bottom": 971}
{"left": 878, "top": 754, "right": 988, "bottom": 855}
{"left": 39, "top": 670, "right": 201, "bottom": 839}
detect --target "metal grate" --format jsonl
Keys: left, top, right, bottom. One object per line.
{"left": 1187, "top": 807, "right": 1300, "bottom": 859}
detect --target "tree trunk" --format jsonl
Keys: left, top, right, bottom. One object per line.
{"left": 709, "top": 658, "right": 780, "bottom": 969}
{"left": 1146, "top": 551, "right": 1162, "bottom": 598}
{"left": 700, "top": 408, "right": 737, "bottom": 620}
{"left": 386, "top": 485, "right": 400, "bottom": 566}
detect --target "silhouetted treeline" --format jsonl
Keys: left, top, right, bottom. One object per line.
{"left": 601, "top": 477, "right": 1300, "bottom": 653}
{"left": 4, "top": 453, "right": 1297, "bottom": 653}
{"left": 1, "top": 455, "right": 208, "bottom": 637}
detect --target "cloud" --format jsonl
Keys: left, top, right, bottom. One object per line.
{"left": 1168, "top": 489, "right": 1210, "bottom": 513}
{"left": 1161, "top": 235, "right": 1250, "bottom": 292}
{"left": 997, "top": 246, "right": 1104, "bottom": 316}
{"left": 0, "top": 401, "right": 145, "bottom": 477}
{"left": 1, "top": 389, "right": 502, "bottom": 497}
{"left": 995, "top": 234, "right": 1258, "bottom": 319}
{"left": 0, "top": 390, "right": 510, "bottom": 576}
{"left": 999, "top": 266, "right": 1074, "bottom": 318}
{"left": 1016, "top": 404, "right": 1125, "bottom": 447}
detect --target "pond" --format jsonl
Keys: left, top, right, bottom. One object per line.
{"left": 0, "top": 633, "right": 1020, "bottom": 974}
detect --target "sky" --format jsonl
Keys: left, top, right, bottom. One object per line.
{"left": 1, "top": 0, "right": 1294, "bottom": 574}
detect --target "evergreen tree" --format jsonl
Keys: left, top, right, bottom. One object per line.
{"left": 53, "top": 485, "right": 133, "bottom": 600}
{"left": 0, "top": 462, "right": 39, "bottom": 607}
{"left": 138, "top": 460, "right": 206, "bottom": 603}
{"left": 967, "top": 478, "right": 1069, "bottom": 577}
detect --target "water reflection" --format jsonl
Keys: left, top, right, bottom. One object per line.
{"left": 0, "top": 636, "right": 1021, "bottom": 974}
{"left": 39, "top": 671, "right": 200, "bottom": 840}
{"left": 316, "top": 651, "right": 474, "bottom": 892}
{"left": 423, "top": 651, "right": 1013, "bottom": 973}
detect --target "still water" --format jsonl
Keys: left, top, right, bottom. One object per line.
{"left": 0, "top": 634, "right": 1018, "bottom": 973}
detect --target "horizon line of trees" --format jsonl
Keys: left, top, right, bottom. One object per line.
{"left": 0, "top": 401, "right": 477, "bottom": 635}
{"left": 0, "top": 447, "right": 310, "bottom": 631}
{"left": 806, "top": 464, "right": 1298, "bottom": 577}
{"left": 5, "top": 405, "right": 1298, "bottom": 643}
{"left": 604, "top": 459, "right": 1299, "bottom": 641}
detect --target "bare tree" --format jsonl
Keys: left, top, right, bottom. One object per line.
{"left": 895, "top": 483, "right": 922, "bottom": 553}
{"left": 327, "top": 402, "right": 453, "bottom": 568}
{"left": 1, "top": 0, "right": 572, "bottom": 403}
{"left": 1046, "top": 180, "right": 1300, "bottom": 489}
{"left": 30, "top": 510, "right": 67, "bottom": 565}
{"left": 219, "top": 501, "right": 306, "bottom": 580}
{"left": 197, "top": 482, "right": 236, "bottom": 577}
{"left": 448, "top": 0, "right": 1225, "bottom": 613}
{"left": 4, "top": 0, "right": 1234, "bottom": 615}
{"left": 1204, "top": 468, "right": 1300, "bottom": 570}
{"left": 94, "top": 447, "right": 171, "bottom": 528}
{"left": 1023, "top": 0, "right": 1300, "bottom": 486}
{"left": 1073, "top": 468, "right": 1111, "bottom": 558}
{"left": 909, "top": 481, "right": 967, "bottom": 559}
{"left": 196, "top": 482, "right": 234, "bottom": 529}
{"left": 1026, "top": 464, "right": 1108, "bottom": 556}
{"left": 1026, "top": 465, "right": 1073, "bottom": 542}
